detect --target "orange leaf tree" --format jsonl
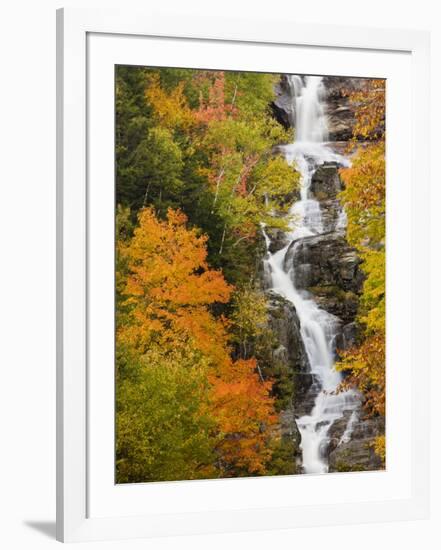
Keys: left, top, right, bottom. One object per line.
{"left": 117, "top": 207, "right": 278, "bottom": 480}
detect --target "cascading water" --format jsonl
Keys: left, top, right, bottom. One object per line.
{"left": 262, "top": 75, "right": 359, "bottom": 474}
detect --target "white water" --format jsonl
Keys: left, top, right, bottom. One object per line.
{"left": 263, "top": 75, "right": 358, "bottom": 474}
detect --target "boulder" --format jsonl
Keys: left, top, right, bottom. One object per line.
{"left": 310, "top": 163, "right": 342, "bottom": 200}
{"left": 305, "top": 286, "right": 359, "bottom": 325}
{"left": 327, "top": 410, "right": 354, "bottom": 452}
{"left": 319, "top": 199, "right": 344, "bottom": 233}
{"left": 284, "top": 232, "right": 364, "bottom": 295}
{"left": 265, "top": 228, "right": 290, "bottom": 254}
{"left": 328, "top": 415, "right": 385, "bottom": 472}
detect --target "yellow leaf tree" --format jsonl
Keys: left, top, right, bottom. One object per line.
{"left": 337, "top": 80, "right": 386, "bottom": 462}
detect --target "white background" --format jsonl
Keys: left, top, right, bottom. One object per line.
{"left": 0, "top": 0, "right": 438, "bottom": 548}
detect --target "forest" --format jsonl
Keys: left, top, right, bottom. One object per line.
{"left": 115, "top": 66, "right": 386, "bottom": 483}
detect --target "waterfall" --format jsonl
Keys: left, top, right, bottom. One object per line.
{"left": 262, "top": 75, "right": 358, "bottom": 474}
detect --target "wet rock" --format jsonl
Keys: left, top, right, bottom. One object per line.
{"left": 256, "top": 235, "right": 273, "bottom": 290}
{"left": 328, "top": 440, "right": 383, "bottom": 472}
{"left": 265, "top": 291, "right": 313, "bottom": 402}
{"left": 293, "top": 376, "right": 322, "bottom": 418}
{"left": 310, "top": 163, "right": 342, "bottom": 200}
{"left": 339, "top": 251, "right": 361, "bottom": 283}
{"left": 306, "top": 287, "right": 359, "bottom": 326}
{"left": 271, "top": 75, "right": 295, "bottom": 129}
{"left": 328, "top": 415, "right": 385, "bottom": 472}
{"left": 327, "top": 410, "right": 354, "bottom": 453}
{"left": 266, "top": 228, "right": 290, "bottom": 254}
{"left": 319, "top": 199, "right": 344, "bottom": 233}
{"left": 284, "top": 232, "right": 364, "bottom": 295}
{"left": 260, "top": 260, "right": 273, "bottom": 290}
{"left": 280, "top": 408, "right": 302, "bottom": 448}
{"left": 335, "top": 322, "right": 358, "bottom": 350}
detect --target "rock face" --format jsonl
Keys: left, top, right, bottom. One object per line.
{"left": 265, "top": 291, "right": 313, "bottom": 403}
{"left": 264, "top": 75, "right": 385, "bottom": 474}
{"left": 322, "top": 77, "right": 360, "bottom": 141}
{"left": 271, "top": 75, "right": 382, "bottom": 141}
{"left": 281, "top": 162, "right": 364, "bottom": 330}
{"left": 319, "top": 199, "right": 343, "bottom": 233}
{"left": 266, "top": 228, "right": 290, "bottom": 254}
{"left": 310, "top": 162, "right": 342, "bottom": 199}
{"left": 271, "top": 75, "right": 295, "bottom": 129}
{"left": 261, "top": 152, "right": 371, "bottom": 471}
{"left": 328, "top": 414, "right": 384, "bottom": 472}
{"left": 258, "top": 291, "right": 312, "bottom": 475}
{"left": 285, "top": 232, "right": 364, "bottom": 296}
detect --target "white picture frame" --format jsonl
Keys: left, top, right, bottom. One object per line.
{"left": 56, "top": 7, "right": 430, "bottom": 543}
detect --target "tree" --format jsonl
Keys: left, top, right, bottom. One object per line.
{"left": 339, "top": 142, "right": 385, "bottom": 248}
{"left": 116, "top": 343, "right": 216, "bottom": 483}
{"left": 144, "top": 72, "right": 194, "bottom": 131}
{"left": 229, "top": 285, "right": 269, "bottom": 359}
{"left": 118, "top": 126, "right": 184, "bottom": 213}
{"left": 337, "top": 79, "right": 386, "bottom": 462}
{"left": 193, "top": 72, "right": 236, "bottom": 124}
{"left": 116, "top": 207, "right": 278, "bottom": 480}
{"left": 194, "top": 78, "right": 298, "bottom": 281}
{"left": 210, "top": 357, "right": 277, "bottom": 476}
{"left": 347, "top": 79, "right": 385, "bottom": 141}
{"left": 116, "top": 65, "right": 299, "bottom": 287}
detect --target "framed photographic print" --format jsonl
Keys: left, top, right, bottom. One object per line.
{"left": 56, "top": 7, "right": 430, "bottom": 542}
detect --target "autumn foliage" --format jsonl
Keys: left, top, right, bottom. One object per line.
{"left": 115, "top": 66, "right": 387, "bottom": 480}
{"left": 116, "top": 66, "right": 298, "bottom": 284}
{"left": 118, "top": 207, "right": 231, "bottom": 354}
{"left": 193, "top": 72, "right": 237, "bottom": 124}
{"left": 144, "top": 73, "right": 194, "bottom": 131}
{"left": 347, "top": 79, "right": 385, "bottom": 141}
{"left": 116, "top": 207, "right": 277, "bottom": 481}
{"left": 337, "top": 79, "right": 386, "bottom": 461}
